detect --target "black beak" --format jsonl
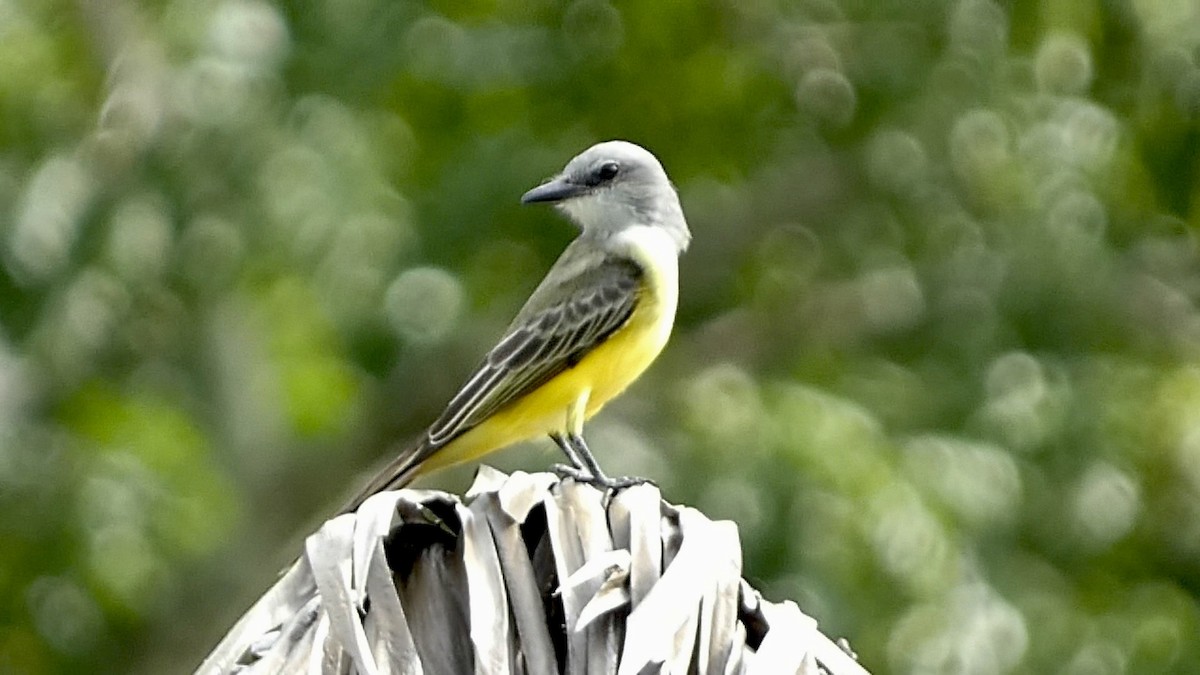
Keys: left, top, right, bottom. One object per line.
{"left": 520, "top": 176, "right": 585, "bottom": 204}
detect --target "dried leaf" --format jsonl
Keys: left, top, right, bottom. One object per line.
{"left": 198, "top": 469, "right": 872, "bottom": 675}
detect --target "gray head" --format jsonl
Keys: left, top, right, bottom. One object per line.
{"left": 521, "top": 140, "right": 690, "bottom": 252}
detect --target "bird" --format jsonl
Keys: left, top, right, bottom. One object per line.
{"left": 344, "top": 140, "right": 690, "bottom": 512}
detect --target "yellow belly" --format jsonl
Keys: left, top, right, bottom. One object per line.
{"left": 418, "top": 289, "right": 673, "bottom": 473}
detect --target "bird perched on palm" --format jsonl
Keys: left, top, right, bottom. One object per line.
{"left": 346, "top": 141, "right": 690, "bottom": 511}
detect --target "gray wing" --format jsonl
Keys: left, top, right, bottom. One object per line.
{"left": 424, "top": 255, "right": 643, "bottom": 448}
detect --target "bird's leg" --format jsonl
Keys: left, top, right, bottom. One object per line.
{"left": 567, "top": 432, "right": 609, "bottom": 481}
{"left": 549, "top": 432, "right": 594, "bottom": 482}
{"left": 564, "top": 432, "right": 654, "bottom": 490}
{"left": 550, "top": 397, "right": 653, "bottom": 490}
{"left": 551, "top": 397, "right": 608, "bottom": 484}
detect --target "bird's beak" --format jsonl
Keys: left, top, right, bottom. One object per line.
{"left": 521, "top": 176, "right": 584, "bottom": 204}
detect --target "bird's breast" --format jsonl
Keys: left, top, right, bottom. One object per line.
{"left": 577, "top": 225, "right": 680, "bottom": 416}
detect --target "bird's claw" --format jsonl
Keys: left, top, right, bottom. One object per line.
{"left": 550, "top": 464, "right": 654, "bottom": 491}
{"left": 551, "top": 463, "right": 593, "bottom": 483}
{"left": 605, "top": 475, "right": 656, "bottom": 490}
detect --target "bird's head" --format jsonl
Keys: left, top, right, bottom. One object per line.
{"left": 521, "top": 140, "right": 691, "bottom": 252}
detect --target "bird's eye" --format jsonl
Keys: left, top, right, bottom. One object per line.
{"left": 596, "top": 161, "right": 620, "bottom": 181}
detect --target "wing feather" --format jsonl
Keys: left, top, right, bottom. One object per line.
{"left": 424, "top": 256, "right": 642, "bottom": 448}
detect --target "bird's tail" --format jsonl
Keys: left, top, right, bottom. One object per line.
{"left": 340, "top": 438, "right": 435, "bottom": 513}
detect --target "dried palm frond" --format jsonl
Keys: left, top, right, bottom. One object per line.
{"left": 197, "top": 468, "right": 870, "bottom": 675}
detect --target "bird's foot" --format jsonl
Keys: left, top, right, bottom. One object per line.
{"left": 551, "top": 463, "right": 593, "bottom": 483}
{"left": 600, "top": 474, "right": 656, "bottom": 490}
{"left": 550, "top": 464, "right": 655, "bottom": 491}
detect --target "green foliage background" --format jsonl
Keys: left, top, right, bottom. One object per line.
{"left": 2, "top": 0, "right": 1200, "bottom": 672}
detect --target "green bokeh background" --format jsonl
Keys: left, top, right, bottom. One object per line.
{"left": 3, "top": 0, "right": 1200, "bottom": 672}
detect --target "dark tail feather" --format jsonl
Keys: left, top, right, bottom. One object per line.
{"left": 340, "top": 438, "right": 436, "bottom": 514}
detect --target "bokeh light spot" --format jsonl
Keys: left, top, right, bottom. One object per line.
{"left": 867, "top": 129, "right": 928, "bottom": 194}
{"left": 106, "top": 194, "right": 173, "bottom": 281}
{"left": 684, "top": 363, "right": 763, "bottom": 447}
{"left": 1072, "top": 462, "right": 1140, "bottom": 549}
{"left": 179, "top": 215, "right": 245, "bottom": 293}
{"left": 950, "top": 109, "right": 1010, "bottom": 184}
{"left": 404, "top": 15, "right": 467, "bottom": 82}
{"left": 796, "top": 68, "right": 856, "bottom": 128}
{"left": 859, "top": 264, "right": 926, "bottom": 333}
{"left": 9, "top": 154, "right": 94, "bottom": 284}
{"left": 949, "top": 0, "right": 1009, "bottom": 57}
{"left": 979, "top": 351, "right": 1066, "bottom": 452}
{"left": 385, "top": 267, "right": 465, "bottom": 344}
{"left": 207, "top": 0, "right": 289, "bottom": 69}
{"left": 783, "top": 32, "right": 842, "bottom": 78}
{"left": 1035, "top": 33, "right": 1093, "bottom": 94}
{"left": 1064, "top": 642, "right": 1126, "bottom": 675}
{"left": 563, "top": 0, "right": 624, "bottom": 62}
{"left": 869, "top": 484, "right": 953, "bottom": 593}
{"left": 903, "top": 435, "right": 1022, "bottom": 529}
{"left": 888, "top": 582, "right": 1028, "bottom": 675}
{"left": 26, "top": 577, "right": 103, "bottom": 655}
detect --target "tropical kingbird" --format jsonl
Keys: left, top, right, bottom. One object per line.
{"left": 344, "top": 140, "right": 690, "bottom": 511}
